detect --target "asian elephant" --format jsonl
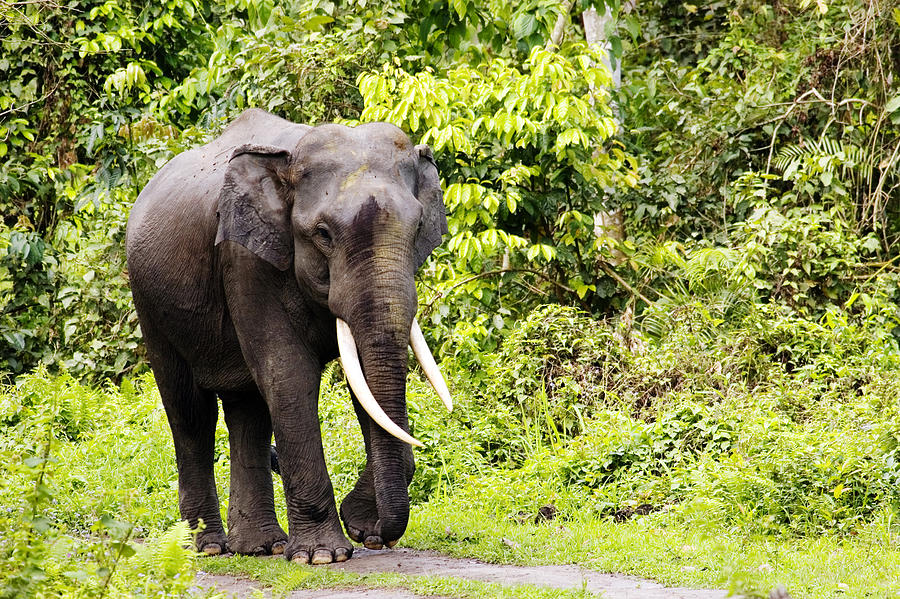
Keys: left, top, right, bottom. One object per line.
{"left": 125, "top": 108, "right": 452, "bottom": 565}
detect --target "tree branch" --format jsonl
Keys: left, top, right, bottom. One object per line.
{"left": 546, "top": 0, "right": 575, "bottom": 49}
{"left": 598, "top": 261, "right": 654, "bottom": 306}
{"left": 423, "top": 268, "right": 575, "bottom": 316}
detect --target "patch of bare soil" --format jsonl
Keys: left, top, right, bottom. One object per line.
{"left": 196, "top": 547, "right": 731, "bottom": 599}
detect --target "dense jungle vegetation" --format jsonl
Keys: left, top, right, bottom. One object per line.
{"left": 2, "top": 0, "right": 900, "bottom": 597}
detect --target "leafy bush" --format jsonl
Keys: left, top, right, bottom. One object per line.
{"left": 358, "top": 41, "right": 634, "bottom": 351}
{"left": 0, "top": 230, "right": 58, "bottom": 374}
{"left": 0, "top": 371, "right": 200, "bottom": 597}
{"left": 735, "top": 202, "right": 881, "bottom": 314}
{"left": 486, "top": 305, "right": 632, "bottom": 439}
{"left": 423, "top": 301, "right": 900, "bottom": 539}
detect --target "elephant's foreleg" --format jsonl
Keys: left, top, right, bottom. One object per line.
{"left": 223, "top": 250, "right": 351, "bottom": 564}
{"left": 221, "top": 388, "right": 287, "bottom": 555}
{"left": 267, "top": 368, "right": 352, "bottom": 564}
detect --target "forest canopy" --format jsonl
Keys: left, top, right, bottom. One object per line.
{"left": 1, "top": 0, "right": 899, "bottom": 380}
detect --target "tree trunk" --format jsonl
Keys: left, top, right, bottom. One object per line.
{"left": 583, "top": 4, "right": 630, "bottom": 267}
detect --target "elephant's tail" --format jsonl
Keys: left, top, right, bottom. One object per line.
{"left": 269, "top": 445, "right": 281, "bottom": 476}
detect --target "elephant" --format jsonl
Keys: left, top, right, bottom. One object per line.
{"left": 125, "top": 108, "right": 452, "bottom": 565}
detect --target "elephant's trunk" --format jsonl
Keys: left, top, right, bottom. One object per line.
{"left": 332, "top": 235, "right": 418, "bottom": 542}
{"left": 356, "top": 326, "right": 414, "bottom": 541}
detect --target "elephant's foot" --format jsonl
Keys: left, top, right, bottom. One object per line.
{"left": 196, "top": 529, "right": 229, "bottom": 556}
{"left": 284, "top": 524, "right": 353, "bottom": 564}
{"left": 227, "top": 521, "right": 288, "bottom": 556}
{"left": 340, "top": 489, "right": 395, "bottom": 550}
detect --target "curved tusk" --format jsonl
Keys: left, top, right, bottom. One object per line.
{"left": 336, "top": 318, "right": 423, "bottom": 448}
{"left": 409, "top": 319, "right": 453, "bottom": 412}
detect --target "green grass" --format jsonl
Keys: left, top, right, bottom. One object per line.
{"left": 191, "top": 496, "right": 900, "bottom": 599}
{"left": 403, "top": 500, "right": 900, "bottom": 598}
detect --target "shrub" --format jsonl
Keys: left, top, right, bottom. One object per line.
{"left": 487, "top": 305, "right": 633, "bottom": 439}
{"left": 0, "top": 371, "right": 198, "bottom": 597}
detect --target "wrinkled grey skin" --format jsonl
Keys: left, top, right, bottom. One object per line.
{"left": 126, "top": 109, "right": 447, "bottom": 564}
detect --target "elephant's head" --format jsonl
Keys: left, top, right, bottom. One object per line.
{"left": 214, "top": 122, "right": 451, "bottom": 542}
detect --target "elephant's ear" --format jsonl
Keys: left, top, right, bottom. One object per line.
{"left": 413, "top": 144, "right": 448, "bottom": 270}
{"left": 215, "top": 144, "right": 293, "bottom": 271}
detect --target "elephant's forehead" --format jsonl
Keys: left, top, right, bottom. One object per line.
{"left": 291, "top": 125, "right": 417, "bottom": 192}
{"left": 295, "top": 122, "right": 413, "bottom": 157}
{"left": 339, "top": 162, "right": 371, "bottom": 192}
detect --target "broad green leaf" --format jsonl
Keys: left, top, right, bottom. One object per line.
{"left": 885, "top": 95, "right": 900, "bottom": 113}
{"left": 304, "top": 15, "right": 334, "bottom": 30}
{"left": 510, "top": 13, "right": 537, "bottom": 40}
{"left": 450, "top": 0, "right": 467, "bottom": 20}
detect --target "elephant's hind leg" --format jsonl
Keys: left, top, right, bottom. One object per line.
{"left": 152, "top": 351, "right": 226, "bottom": 554}
{"left": 221, "top": 389, "right": 288, "bottom": 555}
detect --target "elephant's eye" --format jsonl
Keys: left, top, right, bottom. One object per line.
{"left": 315, "top": 224, "right": 333, "bottom": 247}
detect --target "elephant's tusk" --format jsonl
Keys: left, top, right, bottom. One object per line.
{"left": 409, "top": 319, "right": 453, "bottom": 412}
{"left": 336, "top": 318, "right": 424, "bottom": 448}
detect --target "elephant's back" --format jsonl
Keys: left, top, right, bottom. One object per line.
{"left": 125, "top": 140, "right": 226, "bottom": 304}
{"left": 215, "top": 108, "right": 313, "bottom": 150}
{"left": 128, "top": 110, "right": 310, "bottom": 251}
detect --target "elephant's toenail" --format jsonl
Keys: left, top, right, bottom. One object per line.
{"left": 272, "top": 542, "right": 286, "bottom": 555}
{"left": 311, "top": 549, "right": 333, "bottom": 565}
{"left": 202, "top": 543, "right": 222, "bottom": 556}
{"left": 364, "top": 536, "right": 383, "bottom": 550}
{"left": 386, "top": 540, "right": 398, "bottom": 548}
{"left": 291, "top": 552, "right": 309, "bottom": 564}
{"left": 335, "top": 547, "right": 352, "bottom": 562}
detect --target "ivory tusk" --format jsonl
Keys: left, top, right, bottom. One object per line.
{"left": 336, "top": 318, "right": 424, "bottom": 448}
{"left": 409, "top": 319, "right": 453, "bottom": 412}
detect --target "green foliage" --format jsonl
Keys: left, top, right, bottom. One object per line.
{"left": 0, "top": 230, "right": 57, "bottom": 373}
{"left": 5, "top": 0, "right": 597, "bottom": 378}
{"left": 0, "top": 371, "right": 180, "bottom": 533}
{"left": 0, "top": 191, "right": 143, "bottom": 378}
{"left": 188, "top": 0, "right": 396, "bottom": 125}
{"left": 732, "top": 200, "right": 883, "bottom": 315}
{"left": 0, "top": 370, "right": 201, "bottom": 597}
{"left": 358, "top": 43, "right": 634, "bottom": 354}
{"left": 613, "top": 0, "right": 900, "bottom": 326}
{"left": 122, "top": 521, "right": 197, "bottom": 596}
{"left": 404, "top": 301, "right": 900, "bottom": 540}
{"left": 0, "top": 0, "right": 212, "bottom": 231}
{"left": 486, "top": 305, "right": 630, "bottom": 439}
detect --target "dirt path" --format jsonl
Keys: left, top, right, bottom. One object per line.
{"left": 196, "top": 547, "right": 731, "bottom": 598}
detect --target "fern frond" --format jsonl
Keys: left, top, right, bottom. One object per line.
{"left": 683, "top": 247, "right": 743, "bottom": 293}
{"left": 132, "top": 520, "right": 196, "bottom": 579}
{"left": 774, "top": 138, "right": 876, "bottom": 182}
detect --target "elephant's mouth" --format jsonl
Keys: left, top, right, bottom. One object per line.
{"left": 335, "top": 318, "right": 452, "bottom": 446}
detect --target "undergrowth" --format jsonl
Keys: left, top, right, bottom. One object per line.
{"left": 415, "top": 304, "right": 900, "bottom": 539}
{"left": 2, "top": 303, "right": 899, "bottom": 597}
{"left": 0, "top": 372, "right": 199, "bottom": 597}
